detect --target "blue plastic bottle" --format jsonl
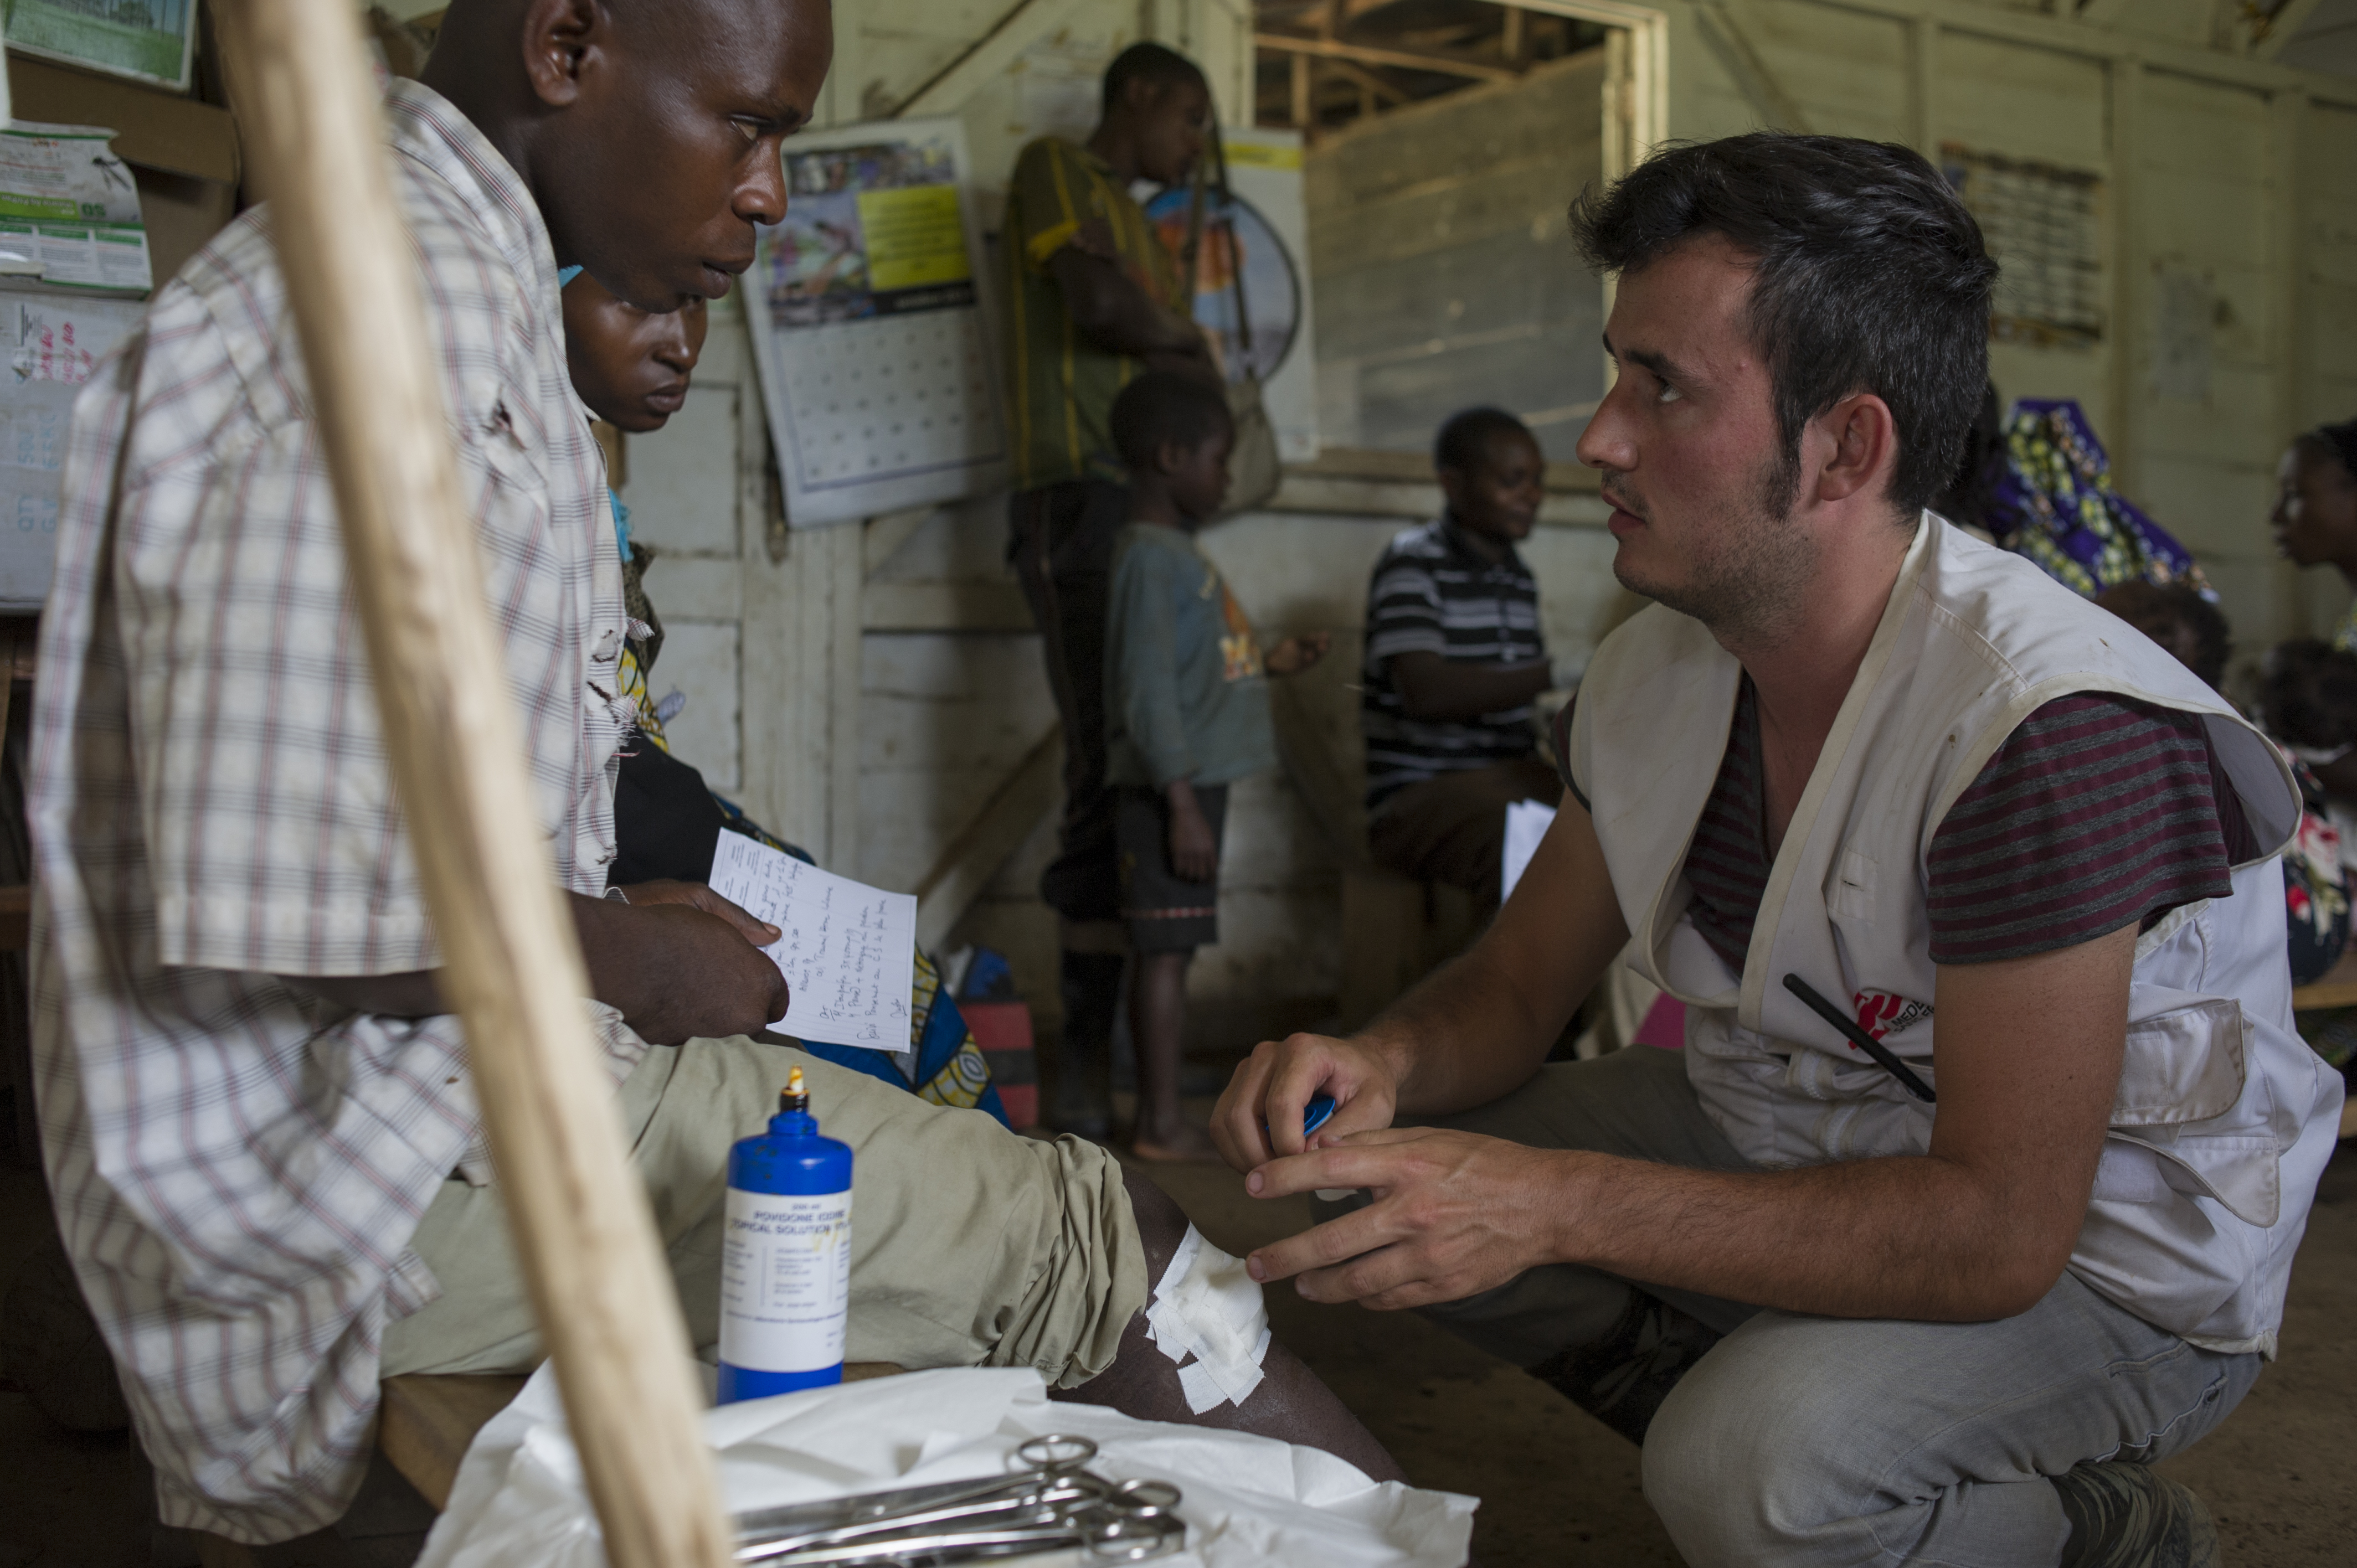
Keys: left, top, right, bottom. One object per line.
{"left": 717, "top": 1066, "right": 854, "bottom": 1403}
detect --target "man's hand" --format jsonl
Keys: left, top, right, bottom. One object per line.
{"left": 573, "top": 888, "right": 789, "bottom": 1046}
{"left": 1166, "top": 780, "right": 1218, "bottom": 883}
{"left": 1211, "top": 1030, "right": 1399, "bottom": 1170}
{"left": 1264, "top": 632, "right": 1330, "bottom": 675}
{"left": 278, "top": 882, "right": 790, "bottom": 1042}
{"left": 613, "top": 879, "right": 779, "bottom": 947}
{"left": 1237, "top": 1128, "right": 1575, "bottom": 1309}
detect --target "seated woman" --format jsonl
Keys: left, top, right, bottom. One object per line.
{"left": 560, "top": 272, "right": 1001, "bottom": 1120}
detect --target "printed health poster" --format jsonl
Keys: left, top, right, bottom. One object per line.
{"left": 0, "top": 291, "right": 146, "bottom": 608}
{"left": 0, "top": 122, "right": 153, "bottom": 296}
{"left": 745, "top": 118, "right": 1007, "bottom": 528}
{"left": 2, "top": 0, "right": 199, "bottom": 91}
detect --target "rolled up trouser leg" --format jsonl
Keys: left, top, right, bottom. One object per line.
{"left": 385, "top": 1037, "right": 1146, "bottom": 1389}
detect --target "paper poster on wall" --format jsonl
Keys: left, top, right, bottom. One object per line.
{"left": 0, "top": 122, "right": 153, "bottom": 295}
{"left": 0, "top": 291, "right": 147, "bottom": 608}
{"left": 1, "top": 0, "right": 199, "bottom": 91}
{"left": 1942, "top": 143, "right": 2103, "bottom": 349}
{"left": 1142, "top": 128, "right": 1320, "bottom": 464}
{"left": 743, "top": 118, "right": 1007, "bottom": 529}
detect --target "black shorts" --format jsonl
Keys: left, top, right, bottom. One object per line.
{"left": 1115, "top": 783, "right": 1229, "bottom": 953}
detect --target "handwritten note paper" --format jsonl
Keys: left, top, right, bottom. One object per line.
{"left": 708, "top": 834, "right": 917, "bottom": 1051}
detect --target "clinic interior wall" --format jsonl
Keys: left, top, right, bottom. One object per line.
{"left": 1660, "top": 0, "right": 2357, "bottom": 668}
{"left": 617, "top": 0, "right": 2357, "bottom": 1048}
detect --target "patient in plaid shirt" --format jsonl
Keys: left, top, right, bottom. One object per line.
{"left": 27, "top": 0, "right": 1396, "bottom": 1546}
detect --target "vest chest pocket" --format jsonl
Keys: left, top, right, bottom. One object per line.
{"left": 2110, "top": 997, "right": 2246, "bottom": 1128}
{"left": 1828, "top": 848, "right": 1877, "bottom": 921}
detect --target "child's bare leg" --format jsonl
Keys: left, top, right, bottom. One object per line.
{"left": 1053, "top": 1170, "right": 1406, "bottom": 1483}
{"left": 1129, "top": 948, "right": 1213, "bottom": 1160}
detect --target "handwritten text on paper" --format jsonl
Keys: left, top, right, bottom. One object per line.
{"left": 707, "top": 834, "right": 916, "bottom": 1052}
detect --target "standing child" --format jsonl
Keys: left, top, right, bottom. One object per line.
{"left": 1104, "top": 373, "right": 1327, "bottom": 1161}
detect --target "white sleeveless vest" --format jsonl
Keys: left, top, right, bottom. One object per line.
{"left": 1568, "top": 515, "right": 2345, "bottom": 1354}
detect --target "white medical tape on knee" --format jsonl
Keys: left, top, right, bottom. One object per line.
{"left": 1141, "top": 1224, "right": 1271, "bottom": 1415}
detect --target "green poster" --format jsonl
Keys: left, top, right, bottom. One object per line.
{"left": 2, "top": 0, "right": 199, "bottom": 92}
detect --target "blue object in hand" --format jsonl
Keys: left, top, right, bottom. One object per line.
{"left": 1260, "top": 1092, "right": 1340, "bottom": 1141}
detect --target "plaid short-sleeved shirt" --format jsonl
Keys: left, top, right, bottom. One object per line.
{"left": 28, "top": 81, "right": 641, "bottom": 1544}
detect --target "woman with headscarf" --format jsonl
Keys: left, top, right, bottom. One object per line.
{"left": 1937, "top": 386, "right": 2210, "bottom": 597}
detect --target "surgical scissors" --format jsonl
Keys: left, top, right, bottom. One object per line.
{"left": 734, "top": 1434, "right": 1186, "bottom": 1565}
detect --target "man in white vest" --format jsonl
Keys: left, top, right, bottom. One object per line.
{"left": 1214, "top": 132, "right": 2343, "bottom": 1568}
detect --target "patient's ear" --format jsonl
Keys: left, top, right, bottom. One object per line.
{"left": 521, "top": 0, "right": 604, "bottom": 110}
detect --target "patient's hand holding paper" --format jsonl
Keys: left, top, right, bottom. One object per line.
{"left": 708, "top": 834, "right": 918, "bottom": 1051}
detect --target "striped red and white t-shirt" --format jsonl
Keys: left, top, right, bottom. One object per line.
{"left": 1561, "top": 682, "right": 2253, "bottom": 969}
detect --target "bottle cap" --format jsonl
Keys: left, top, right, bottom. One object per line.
{"left": 779, "top": 1065, "right": 809, "bottom": 1116}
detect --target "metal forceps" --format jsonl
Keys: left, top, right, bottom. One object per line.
{"left": 733, "top": 1433, "right": 1186, "bottom": 1565}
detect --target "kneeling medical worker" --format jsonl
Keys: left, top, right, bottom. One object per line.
{"left": 1214, "top": 131, "right": 2343, "bottom": 1568}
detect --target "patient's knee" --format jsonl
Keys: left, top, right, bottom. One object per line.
{"left": 1121, "top": 1168, "right": 1190, "bottom": 1282}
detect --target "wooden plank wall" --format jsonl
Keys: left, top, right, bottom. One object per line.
{"left": 1306, "top": 48, "right": 1612, "bottom": 459}
{"left": 1661, "top": 0, "right": 2357, "bottom": 665}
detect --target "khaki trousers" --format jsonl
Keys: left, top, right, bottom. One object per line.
{"left": 1378, "top": 1045, "right": 2261, "bottom": 1568}
{"left": 380, "top": 1038, "right": 1146, "bottom": 1389}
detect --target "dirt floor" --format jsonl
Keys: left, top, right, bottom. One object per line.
{"left": 1, "top": 1091, "right": 2353, "bottom": 1567}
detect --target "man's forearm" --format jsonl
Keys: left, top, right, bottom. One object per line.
{"left": 1555, "top": 1146, "right": 2071, "bottom": 1321}
{"left": 1357, "top": 798, "right": 1627, "bottom": 1117}
{"left": 1392, "top": 653, "right": 1552, "bottom": 724}
{"left": 1357, "top": 941, "right": 1565, "bottom": 1115}
{"left": 279, "top": 891, "right": 649, "bottom": 1020}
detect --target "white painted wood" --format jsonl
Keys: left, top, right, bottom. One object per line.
{"left": 626, "top": 385, "right": 740, "bottom": 558}
{"left": 913, "top": 723, "right": 1063, "bottom": 950}
{"left": 864, "top": 506, "right": 943, "bottom": 577}
{"left": 651, "top": 622, "right": 743, "bottom": 791}
{"left": 863, "top": 581, "right": 1036, "bottom": 632}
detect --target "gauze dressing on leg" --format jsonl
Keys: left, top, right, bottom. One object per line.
{"left": 1142, "top": 1225, "right": 1271, "bottom": 1414}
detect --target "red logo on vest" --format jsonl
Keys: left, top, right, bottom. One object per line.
{"left": 1853, "top": 989, "right": 1932, "bottom": 1041}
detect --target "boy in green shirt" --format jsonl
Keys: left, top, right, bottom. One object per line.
{"left": 1001, "top": 43, "right": 1217, "bottom": 1141}
{"left": 1104, "top": 373, "right": 1328, "bottom": 1160}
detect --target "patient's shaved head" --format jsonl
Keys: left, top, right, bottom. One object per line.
{"left": 425, "top": 0, "right": 832, "bottom": 310}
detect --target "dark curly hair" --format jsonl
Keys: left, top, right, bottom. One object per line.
{"left": 2262, "top": 639, "right": 2357, "bottom": 753}
{"left": 1433, "top": 406, "right": 1536, "bottom": 476}
{"left": 2093, "top": 580, "right": 2231, "bottom": 693}
{"left": 1110, "top": 370, "right": 1231, "bottom": 471}
{"left": 1569, "top": 132, "right": 1999, "bottom": 515}
{"left": 1102, "top": 43, "right": 1204, "bottom": 111}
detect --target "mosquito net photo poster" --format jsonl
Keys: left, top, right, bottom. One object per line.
{"left": 744, "top": 118, "right": 1009, "bottom": 528}
{"left": 1141, "top": 126, "right": 1319, "bottom": 464}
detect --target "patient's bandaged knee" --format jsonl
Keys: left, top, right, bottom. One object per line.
{"left": 1143, "top": 1225, "right": 1270, "bottom": 1413}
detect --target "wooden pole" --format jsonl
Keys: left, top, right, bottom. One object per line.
{"left": 209, "top": 4, "right": 732, "bottom": 1565}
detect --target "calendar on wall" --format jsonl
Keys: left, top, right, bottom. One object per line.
{"left": 744, "top": 117, "right": 1008, "bottom": 529}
